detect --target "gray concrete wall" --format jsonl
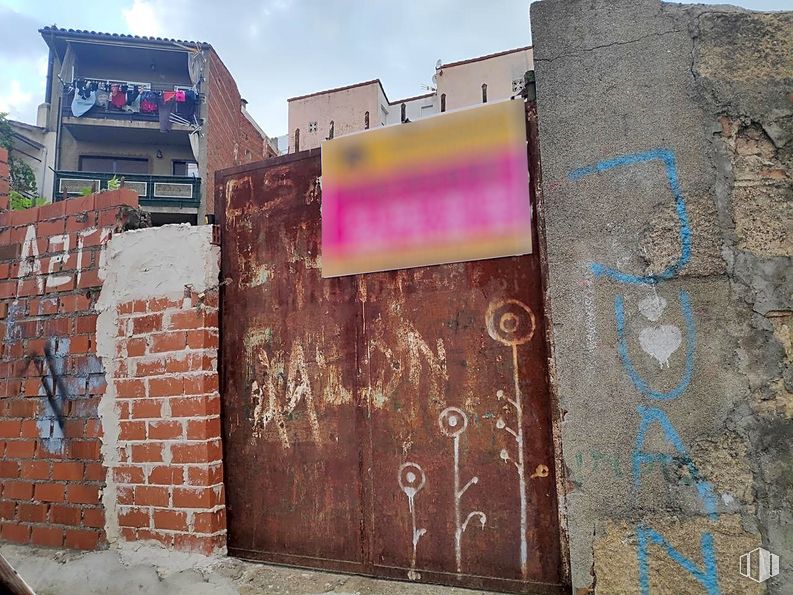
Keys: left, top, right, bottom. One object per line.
{"left": 530, "top": 1, "right": 792, "bottom": 593}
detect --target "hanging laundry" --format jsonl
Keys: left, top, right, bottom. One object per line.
{"left": 124, "top": 94, "right": 142, "bottom": 113}
{"left": 126, "top": 85, "right": 140, "bottom": 106}
{"left": 77, "top": 80, "right": 93, "bottom": 100}
{"left": 110, "top": 85, "right": 126, "bottom": 109}
{"left": 159, "top": 96, "right": 174, "bottom": 132}
{"left": 175, "top": 90, "right": 197, "bottom": 120}
{"left": 140, "top": 91, "right": 159, "bottom": 113}
{"left": 71, "top": 89, "right": 96, "bottom": 117}
{"left": 95, "top": 88, "right": 110, "bottom": 108}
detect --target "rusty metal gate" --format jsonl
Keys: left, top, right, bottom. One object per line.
{"left": 217, "top": 104, "right": 564, "bottom": 593}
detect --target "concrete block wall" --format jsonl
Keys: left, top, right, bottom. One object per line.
{"left": 0, "top": 188, "right": 138, "bottom": 550}
{"left": 530, "top": 1, "right": 791, "bottom": 593}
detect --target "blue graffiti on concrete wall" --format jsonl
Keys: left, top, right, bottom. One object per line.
{"left": 615, "top": 291, "right": 696, "bottom": 401}
{"left": 637, "top": 527, "right": 719, "bottom": 595}
{"left": 633, "top": 405, "right": 718, "bottom": 519}
{"left": 568, "top": 149, "right": 692, "bottom": 285}
{"left": 568, "top": 149, "right": 720, "bottom": 594}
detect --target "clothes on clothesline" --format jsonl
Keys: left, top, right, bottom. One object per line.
{"left": 140, "top": 91, "right": 159, "bottom": 113}
{"left": 71, "top": 90, "right": 96, "bottom": 117}
{"left": 110, "top": 84, "right": 127, "bottom": 109}
{"left": 67, "top": 79, "right": 200, "bottom": 124}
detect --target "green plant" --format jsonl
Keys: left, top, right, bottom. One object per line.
{"left": 0, "top": 112, "right": 39, "bottom": 197}
{"left": 9, "top": 191, "right": 46, "bottom": 210}
{"left": 0, "top": 112, "right": 12, "bottom": 151}
{"left": 107, "top": 176, "right": 121, "bottom": 191}
{"left": 9, "top": 157, "right": 37, "bottom": 195}
{"left": 79, "top": 186, "right": 94, "bottom": 196}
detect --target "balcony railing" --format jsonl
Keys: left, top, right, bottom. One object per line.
{"left": 61, "top": 78, "right": 201, "bottom": 124}
{"left": 54, "top": 171, "right": 201, "bottom": 209}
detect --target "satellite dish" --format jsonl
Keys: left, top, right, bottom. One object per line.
{"left": 432, "top": 74, "right": 438, "bottom": 84}
{"left": 435, "top": 58, "right": 442, "bottom": 70}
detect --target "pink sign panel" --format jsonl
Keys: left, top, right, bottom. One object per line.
{"left": 321, "top": 100, "right": 532, "bottom": 277}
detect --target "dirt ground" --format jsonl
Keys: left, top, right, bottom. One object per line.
{"left": 0, "top": 543, "right": 500, "bottom": 595}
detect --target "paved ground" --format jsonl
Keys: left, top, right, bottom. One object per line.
{"left": 0, "top": 543, "right": 499, "bottom": 595}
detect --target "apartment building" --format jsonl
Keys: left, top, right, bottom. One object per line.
{"left": 29, "top": 27, "right": 277, "bottom": 224}
{"left": 287, "top": 46, "right": 533, "bottom": 153}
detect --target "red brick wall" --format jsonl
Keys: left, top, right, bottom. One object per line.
{"left": 110, "top": 291, "right": 224, "bottom": 555}
{"left": 0, "top": 189, "right": 138, "bottom": 549}
{"left": 0, "top": 148, "right": 10, "bottom": 211}
{"left": 204, "top": 50, "right": 270, "bottom": 216}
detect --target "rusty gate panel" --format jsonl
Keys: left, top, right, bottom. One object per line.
{"left": 361, "top": 259, "right": 560, "bottom": 591}
{"left": 218, "top": 152, "right": 366, "bottom": 569}
{"left": 218, "top": 107, "right": 564, "bottom": 593}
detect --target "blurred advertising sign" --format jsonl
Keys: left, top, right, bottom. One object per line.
{"left": 320, "top": 99, "right": 532, "bottom": 278}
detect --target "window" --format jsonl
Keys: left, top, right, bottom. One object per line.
{"left": 364, "top": 111, "right": 370, "bottom": 130}
{"left": 400, "top": 103, "right": 407, "bottom": 123}
{"left": 481, "top": 83, "right": 488, "bottom": 103}
{"left": 328, "top": 120, "right": 335, "bottom": 140}
{"left": 308, "top": 121, "right": 318, "bottom": 133}
{"left": 294, "top": 128, "right": 300, "bottom": 152}
{"left": 440, "top": 93, "right": 446, "bottom": 112}
{"left": 79, "top": 156, "right": 148, "bottom": 174}
{"left": 173, "top": 160, "right": 199, "bottom": 177}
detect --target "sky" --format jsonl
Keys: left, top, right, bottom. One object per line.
{"left": 0, "top": 0, "right": 789, "bottom": 137}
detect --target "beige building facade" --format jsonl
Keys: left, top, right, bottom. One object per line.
{"left": 286, "top": 46, "right": 533, "bottom": 152}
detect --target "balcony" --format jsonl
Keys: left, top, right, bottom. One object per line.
{"left": 53, "top": 170, "right": 200, "bottom": 210}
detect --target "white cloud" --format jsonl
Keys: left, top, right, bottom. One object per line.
{"left": 37, "top": 56, "right": 48, "bottom": 78}
{"left": 0, "top": 80, "right": 36, "bottom": 122}
{"left": 122, "top": 0, "right": 163, "bottom": 37}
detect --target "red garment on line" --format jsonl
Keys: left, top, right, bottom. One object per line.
{"left": 110, "top": 85, "right": 126, "bottom": 109}
{"left": 162, "top": 90, "right": 186, "bottom": 103}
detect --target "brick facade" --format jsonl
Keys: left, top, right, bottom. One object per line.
{"left": 0, "top": 188, "right": 138, "bottom": 549}
{"left": 110, "top": 291, "right": 224, "bottom": 554}
{"left": 0, "top": 191, "right": 225, "bottom": 555}
{"left": 204, "top": 51, "right": 276, "bottom": 217}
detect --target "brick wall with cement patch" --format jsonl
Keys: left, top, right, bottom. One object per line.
{"left": 106, "top": 289, "right": 224, "bottom": 554}
{"left": 0, "top": 191, "right": 224, "bottom": 556}
{"left": 0, "top": 188, "right": 140, "bottom": 550}
{"left": 531, "top": 1, "right": 791, "bottom": 593}
{"left": 96, "top": 223, "right": 224, "bottom": 555}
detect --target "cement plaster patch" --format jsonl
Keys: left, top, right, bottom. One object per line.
{"left": 732, "top": 185, "right": 793, "bottom": 258}
{"left": 94, "top": 224, "right": 220, "bottom": 546}
{"left": 592, "top": 515, "right": 764, "bottom": 595}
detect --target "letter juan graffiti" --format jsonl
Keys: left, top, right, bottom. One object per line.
{"left": 568, "top": 149, "right": 720, "bottom": 594}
